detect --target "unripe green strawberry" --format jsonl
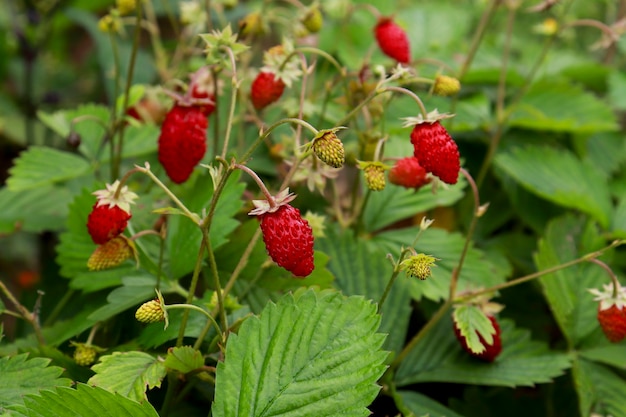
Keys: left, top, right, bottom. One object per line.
{"left": 400, "top": 253, "right": 437, "bottom": 280}
{"left": 73, "top": 344, "right": 98, "bottom": 366}
{"left": 135, "top": 299, "right": 165, "bottom": 324}
{"left": 433, "top": 75, "right": 461, "bottom": 96}
{"left": 87, "top": 236, "right": 137, "bottom": 271}
{"left": 301, "top": 4, "right": 323, "bottom": 33}
{"left": 359, "top": 161, "right": 386, "bottom": 191}
{"left": 311, "top": 128, "right": 345, "bottom": 168}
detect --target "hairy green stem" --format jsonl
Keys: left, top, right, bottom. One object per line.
{"left": 175, "top": 238, "right": 207, "bottom": 347}
{"left": 166, "top": 303, "right": 222, "bottom": 340}
{"left": 219, "top": 47, "right": 240, "bottom": 161}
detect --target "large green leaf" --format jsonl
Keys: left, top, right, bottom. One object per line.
{"left": 164, "top": 346, "right": 205, "bottom": 374}
{"left": 88, "top": 351, "right": 167, "bottom": 402}
{"left": 362, "top": 175, "right": 466, "bottom": 232}
{"left": 6, "top": 147, "right": 92, "bottom": 192}
{"left": 316, "top": 226, "right": 412, "bottom": 353}
{"left": 395, "top": 391, "right": 464, "bottom": 417}
{"left": 371, "top": 227, "right": 510, "bottom": 302}
{"left": 534, "top": 215, "right": 609, "bottom": 346}
{"left": 395, "top": 314, "right": 571, "bottom": 387}
{"left": 213, "top": 289, "right": 388, "bottom": 417}
{"left": 494, "top": 145, "right": 612, "bottom": 227}
{"left": 7, "top": 384, "right": 159, "bottom": 417}
{"left": 87, "top": 276, "right": 157, "bottom": 322}
{"left": 508, "top": 79, "right": 618, "bottom": 133}
{"left": 167, "top": 170, "right": 244, "bottom": 280}
{"left": 573, "top": 358, "right": 626, "bottom": 417}
{"left": 0, "top": 186, "right": 73, "bottom": 233}
{"left": 0, "top": 354, "right": 72, "bottom": 409}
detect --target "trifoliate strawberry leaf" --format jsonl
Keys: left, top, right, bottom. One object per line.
{"left": 362, "top": 174, "right": 465, "bottom": 232}
{"left": 0, "top": 185, "right": 73, "bottom": 233}
{"left": 316, "top": 225, "right": 411, "bottom": 353}
{"left": 88, "top": 351, "right": 166, "bottom": 402}
{"left": 509, "top": 79, "right": 618, "bottom": 133}
{"left": 372, "top": 227, "right": 509, "bottom": 302}
{"left": 395, "top": 314, "right": 571, "bottom": 387}
{"left": 167, "top": 170, "right": 244, "bottom": 280}
{"left": 164, "top": 346, "right": 204, "bottom": 374}
{"left": 573, "top": 358, "right": 626, "bottom": 417}
{"left": 0, "top": 354, "right": 72, "bottom": 409}
{"left": 7, "top": 384, "right": 159, "bottom": 417}
{"left": 6, "top": 146, "right": 92, "bottom": 192}
{"left": 213, "top": 289, "right": 388, "bottom": 417}
{"left": 534, "top": 215, "right": 608, "bottom": 346}
{"left": 395, "top": 391, "right": 464, "bottom": 417}
{"left": 494, "top": 145, "right": 612, "bottom": 228}
{"left": 452, "top": 305, "right": 495, "bottom": 354}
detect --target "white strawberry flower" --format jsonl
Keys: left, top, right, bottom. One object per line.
{"left": 588, "top": 282, "right": 626, "bottom": 310}
{"left": 92, "top": 180, "right": 138, "bottom": 213}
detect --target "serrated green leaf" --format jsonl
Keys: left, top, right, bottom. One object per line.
{"left": 452, "top": 305, "right": 495, "bottom": 354}
{"left": 494, "top": 146, "right": 612, "bottom": 227}
{"left": 574, "top": 358, "right": 626, "bottom": 417}
{"left": 316, "top": 225, "right": 411, "bottom": 353}
{"left": 213, "top": 289, "right": 388, "bottom": 417}
{"left": 0, "top": 354, "right": 72, "bottom": 408}
{"left": 88, "top": 351, "right": 167, "bottom": 402}
{"left": 534, "top": 215, "right": 608, "bottom": 346}
{"left": 395, "top": 391, "right": 464, "bottom": 417}
{"left": 167, "top": 170, "right": 244, "bottom": 279}
{"left": 7, "top": 384, "right": 159, "bottom": 417}
{"left": 580, "top": 345, "right": 626, "bottom": 370}
{"left": 509, "top": 79, "right": 618, "bottom": 133}
{"left": 362, "top": 175, "right": 466, "bottom": 232}
{"left": 608, "top": 69, "right": 626, "bottom": 110}
{"left": 6, "top": 147, "right": 92, "bottom": 191}
{"left": 164, "top": 346, "right": 205, "bottom": 374}
{"left": 395, "top": 315, "right": 571, "bottom": 388}
{"left": 372, "top": 227, "right": 508, "bottom": 302}
{"left": 0, "top": 186, "right": 73, "bottom": 233}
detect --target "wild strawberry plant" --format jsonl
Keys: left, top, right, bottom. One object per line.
{"left": 1, "top": 0, "right": 626, "bottom": 416}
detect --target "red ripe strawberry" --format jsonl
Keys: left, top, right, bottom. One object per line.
{"left": 158, "top": 105, "right": 208, "bottom": 184}
{"left": 374, "top": 18, "right": 410, "bottom": 64}
{"left": 410, "top": 121, "right": 460, "bottom": 185}
{"left": 250, "top": 71, "right": 285, "bottom": 110}
{"left": 87, "top": 203, "right": 131, "bottom": 245}
{"left": 388, "top": 156, "right": 430, "bottom": 189}
{"left": 453, "top": 315, "right": 502, "bottom": 362}
{"left": 589, "top": 283, "right": 626, "bottom": 343}
{"left": 249, "top": 189, "right": 314, "bottom": 277}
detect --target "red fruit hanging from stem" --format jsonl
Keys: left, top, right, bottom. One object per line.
{"left": 374, "top": 17, "right": 410, "bottom": 64}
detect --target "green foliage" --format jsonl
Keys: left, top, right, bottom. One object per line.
{"left": 7, "top": 384, "right": 159, "bottom": 417}
{"left": 88, "top": 351, "right": 167, "bottom": 402}
{"left": 164, "top": 346, "right": 205, "bottom": 374}
{"left": 452, "top": 305, "right": 495, "bottom": 354}
{"left": 213, "top": 289, "right": 388, "bottom": 417}
{"left": 395, "top": 391, "right": 464, "bottom": 417}
{"left": 0, "top": 354, "right": 72, "bottom": 410}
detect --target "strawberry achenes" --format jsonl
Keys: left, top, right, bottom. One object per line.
{"left": 410, "top": 121, "right": 460, "bottom": 185}
{"left": 388, "top": 156, "right": 430, "bottom": 189}
{"left": 258, "top": 204, "right": 314, "bottom": 277}
{"left": 250, "top": 71, "right": 285, "bottom": 110}
{"left": 597, "top": 304, "right": 626, "bottom": 342}
{"left": 453, "top": 315, "right": 502, "bottom": 362}
{"left": 158, "top": 104, "right": 208, "bottom": 184}
{"left": 87, "top": 203, "right": 131, "bottom": 245}
{"left": 374, "top": 18, "right": 410, "bottom": 64}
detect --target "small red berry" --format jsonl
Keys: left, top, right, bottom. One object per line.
{"left": 87, "top": 203, "right": 131, "bottom": 245}
{"left": 453, "top": 315, "right": 502, "bottom": 362}
{"left": 589, "top": 283, "right": 626, "bottom": 343}
{"left": 410, "top": 121, "right": 460, "bottom": 185}
{"left": 388, "top": 157, "right": 430, "bottom": 189}
{"left": 374, "top": 18, "right": 410, "bottom": 64}
{"left": 250, "top": 71, "right": 285, "bottom": 110}
{"left": 158, "top": 105, "right": 208, "bottom": 184}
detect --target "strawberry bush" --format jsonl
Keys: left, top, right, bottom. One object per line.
{"left": 1, "top": 0, "right": 626, "bottom": 415}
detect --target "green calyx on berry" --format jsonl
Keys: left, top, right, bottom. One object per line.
{"left": 92, "top": 180, "right": 138, "bottom": 213}
{"left": 400, "top": 253, "right": 438, "bottom": 280}
{"left": 358, "top": 161, "right": 388, "bottom": 191}
{"left": 310, "top": 127, "right": 346, "bottom": 168}
{"left": 200, "top": 24, "right": 250, "bottom": 66}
